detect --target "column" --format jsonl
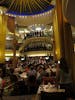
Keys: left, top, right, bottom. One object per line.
{"left": 0, "top": 14, "right": 7, "bottom": 63}
{"left": 63, "top": 22, "right": 73, "bottom": 68}
{"left": 7, "top": 16, "right": 17, "bottom": 68}
{"left": 63, "top": 22, "right": 75, "bottom": 92}
{"left": 55, "top": 0, "right": 74, "bottom": 92}
{"left": 55, "top": 0, "right": 65, "bottom": 59}
{"left": 53, "top": 10, "right": 62, "bottom": 60}
{"left": 55, "top": 0, "right": 74, "bottom": 67}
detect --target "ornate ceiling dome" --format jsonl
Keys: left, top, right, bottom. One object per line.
{"left": 0, "top": 0, "right": 54, "bottom": 15}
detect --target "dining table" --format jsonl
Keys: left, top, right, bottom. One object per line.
{"left": 36, "top": 83, "right": 66, "bottom": 100}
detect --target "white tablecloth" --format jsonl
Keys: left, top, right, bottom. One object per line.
{"left": 37, "top": 84, "right": 65, "bottom": 94}
{"left": 20, "top": 72, "right": 27, "bottom": 79}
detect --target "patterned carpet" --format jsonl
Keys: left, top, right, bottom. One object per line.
{"left": 1, "top": 95, "right": 75, "bottom": 100}
{"left": 2, "top": 95, "right": 40, "bottom": 100}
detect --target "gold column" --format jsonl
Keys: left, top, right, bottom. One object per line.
{"left": 55, "top": 0, "right": 65, "bottom": 58}
{"left": 0, "top": 14, "right": 7, "bottom": 63}
{"left": 7, "top": 16, "right": 16, "bottom": 68}
{"left": 55, "top": 0, "right": 74, "bottom": 67}
{"left": 55, "top": 0, "right": 74, "bottom": 92}
{"left": 53, "top": 10, "right": 62, "bottom": 60}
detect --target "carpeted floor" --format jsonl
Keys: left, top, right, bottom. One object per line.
{"left": 2, "top": 95, "right": 40, "bottom": 100}
{"left": 1, "top": 95, "right": 75, "bottom": 100}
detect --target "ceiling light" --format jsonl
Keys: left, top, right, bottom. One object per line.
{"left": 24, "top": 29, "right": 30, "bottom": 33}
{"left": 19, "top": 30, "right": 24, "bottom": 34}
{"left": 35, "top": 27, "right": 42, "bottom": 31}
{"left": 21, "top": 58, "right": 25, "bottom": 61}
{"left": 45, "top": 57, "right": 49, "bottom": 60}
{"left": 5, "top": 57, "right": 10, "bottom": 61}
{"left": 6, "top": 36, "right": 13, "bottom": 40}
{"left": 0, "top": 9, "right": 3, "bottom": 14}
{"left": 5, "top": 53, "right": 19, "bottom": 56}
{"left": 5, "top": 53, "right": 13, "bottom": 56}
{"left": 0, "top": 7, "right": 7, "bottom": 14}
{"left": 49, "top": 26, "right": 53, "bottom": 31}
{"left": 27, "top": 53, "right": 47, "bottom": 57}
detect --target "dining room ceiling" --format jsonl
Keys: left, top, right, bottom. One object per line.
{"left": 0, "top": 0, "right": 54, "bottom": 15}
{"left": 15, "top": 10, "right": 53, "bottom": 26}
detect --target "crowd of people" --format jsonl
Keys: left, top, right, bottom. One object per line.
{"left": 0, "top": 57, "right": 74, "bottom": 98}
{"left": 0, "top": 57, "right": 56, "bottom": 95}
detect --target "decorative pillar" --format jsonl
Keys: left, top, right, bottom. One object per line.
{"left": 63, "top": 21, "right": 73, "bottom": 68}
{"left": 56, "top": 0, "right": 74, "bottom": 70}
{"left": 55, "top": 0, "right": 74, "bottom": 66}
{"left": 55, "top": 0, "right": 74, "bottom": 92}
{"left": 53, "top": 10, "right": 62, "bottom": 60}
{"left": 55, "top": 0, "right": 65, "bottom": 59}
{"left": 7, "top": 16, "right": 16, "bottom": 68}
{"left": 0, "top": 14, "right": 7, "bottom": 63}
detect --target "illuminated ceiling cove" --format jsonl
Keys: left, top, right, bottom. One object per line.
{"left": 0, "top": 0, "right": 54, "bottom": 15}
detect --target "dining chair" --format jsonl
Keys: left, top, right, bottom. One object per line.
{"left": 41, "top": 91, "right": 66, "bottom": 100}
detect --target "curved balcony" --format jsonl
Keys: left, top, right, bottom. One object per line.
{"left": 21, "top": 50, "right": 53, "bottom": 57}
{"left": 19, "top": 37, "right": 53, "bottom": 51}
{"left": 24, "top": 31, "right": 52, "bottom": 39}
{"left": 24, "top": 47, "right": 52, "bottom": 52}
